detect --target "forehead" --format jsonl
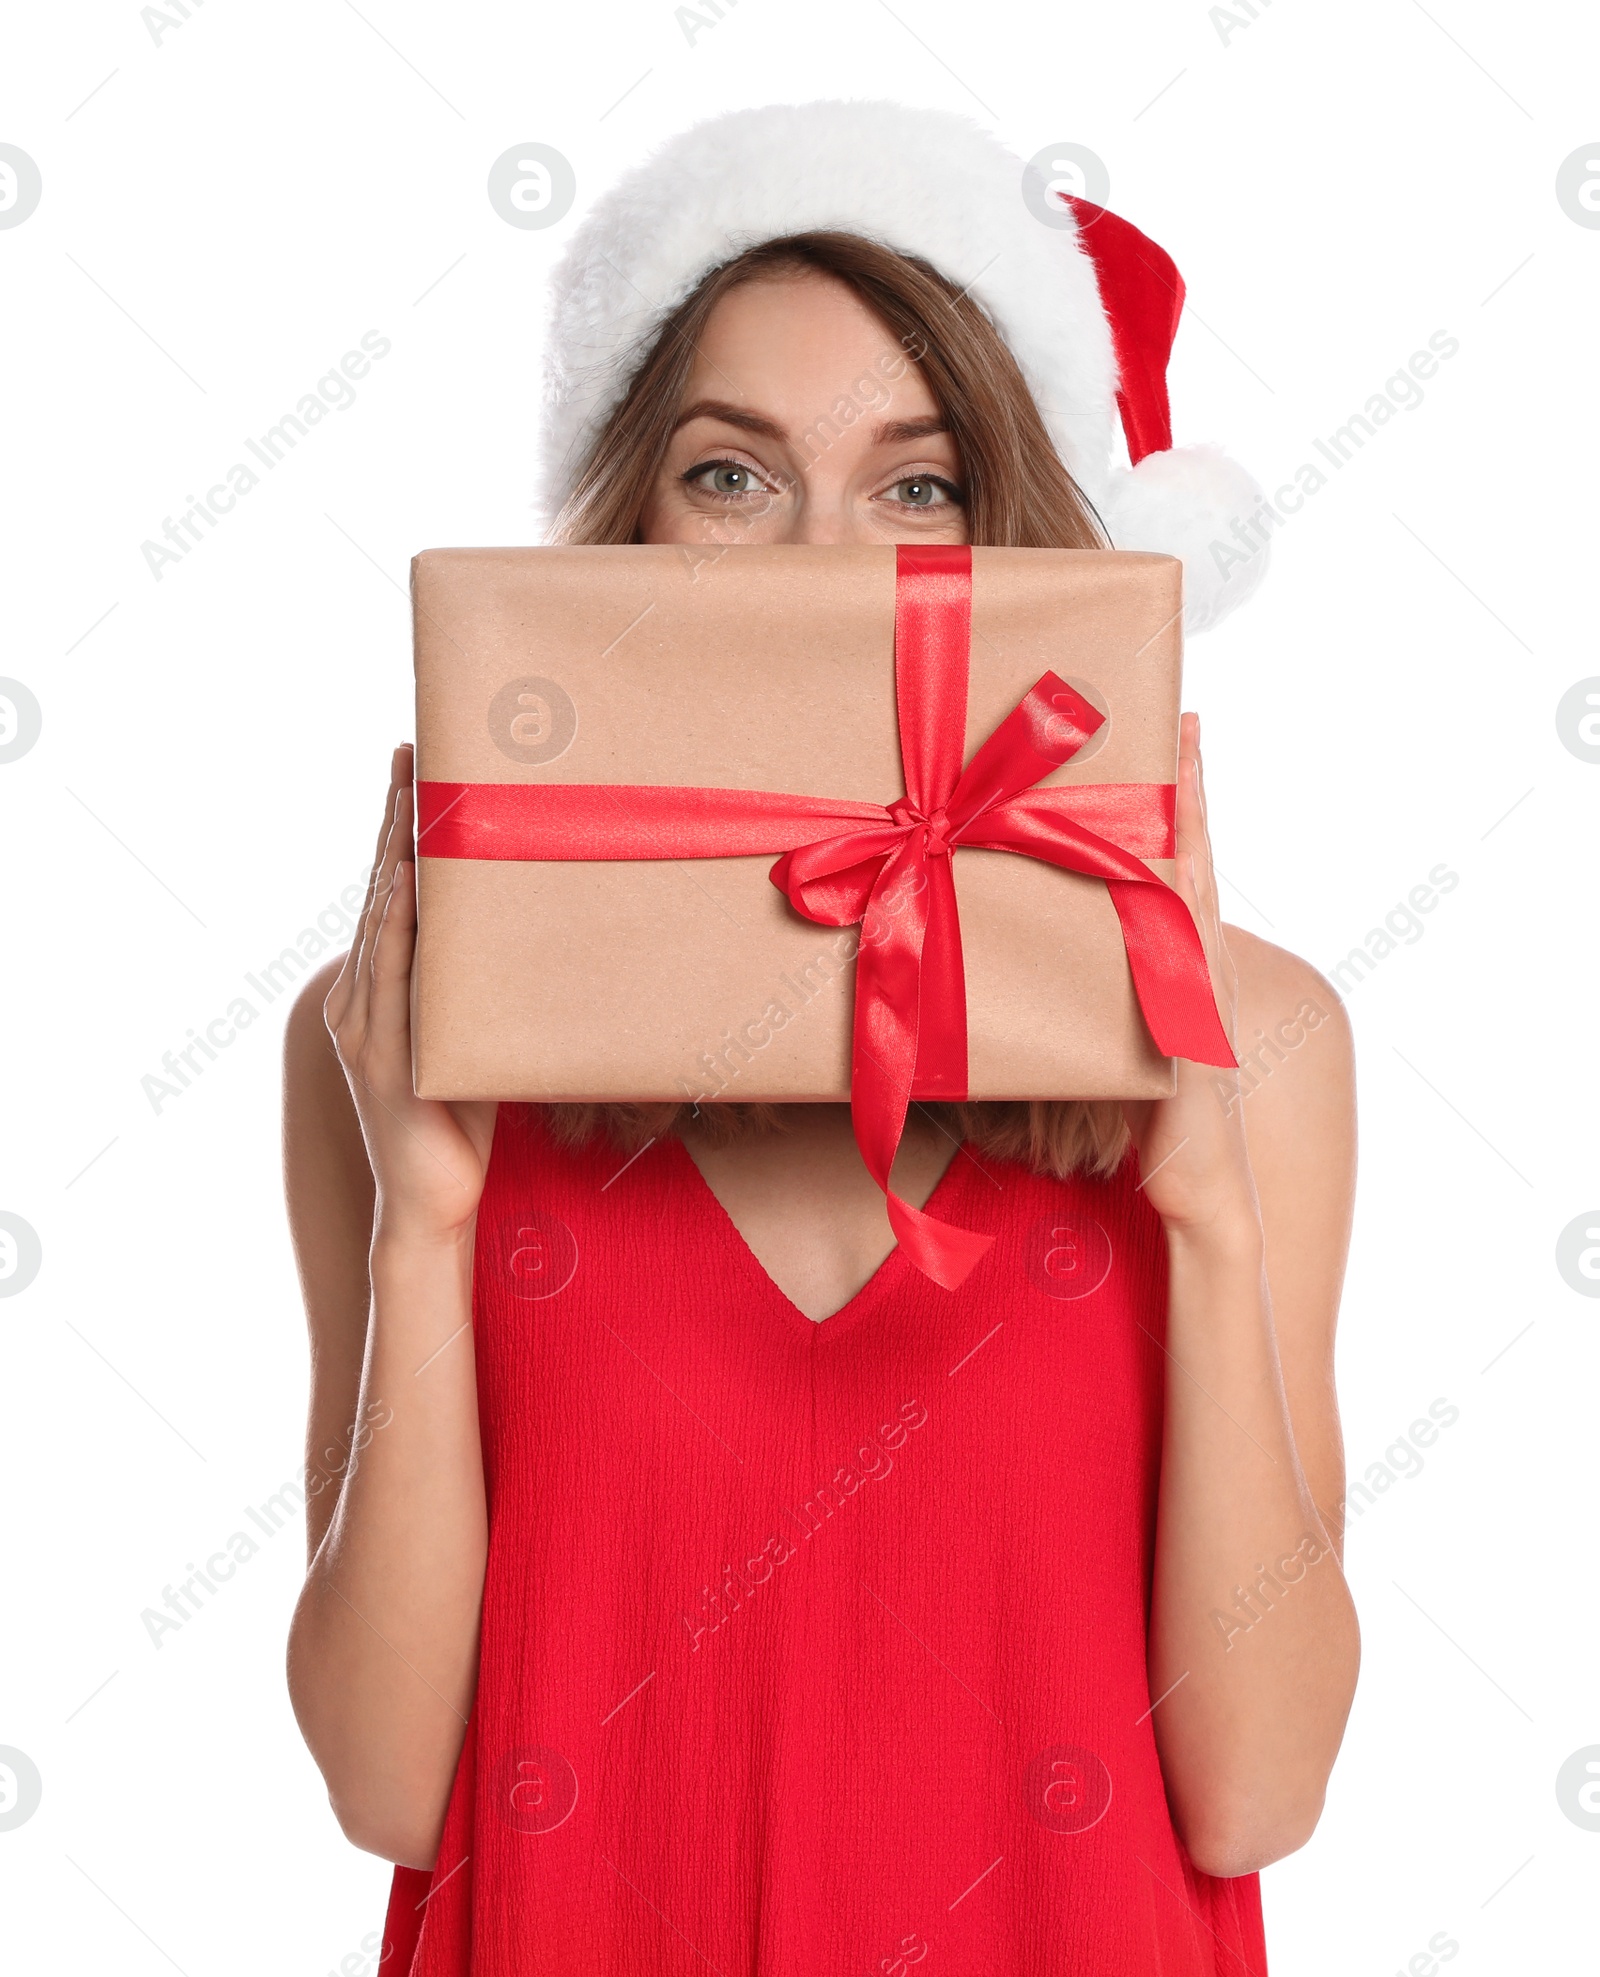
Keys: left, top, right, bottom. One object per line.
{"left": 681, "top": 270, "right": 940, "bottom": 419}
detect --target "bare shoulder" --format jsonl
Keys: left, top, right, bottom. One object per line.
{"left": 1221, "top": 925, "right": 1356, "bottom": 1273}
{"left": 1223, "top": 925, "right": 1354, "bottom": 1113}
{"left": 1221, "top": 925, "right": 1356, "bottom": 1334}
{"left": 1225, "top": 925, "right": 1347, "bottom": 1025}
{"left": 284, "top": 955, "right": 346, "bottom": 1088}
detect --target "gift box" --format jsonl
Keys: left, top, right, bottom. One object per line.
{"left": 412, "top": 542, "right": 1233, "bottom": 1283}
{"left": 411, "top": 539, "right": 1229, "bottom": 1099}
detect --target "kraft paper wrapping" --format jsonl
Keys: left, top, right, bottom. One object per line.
{"left": 411, "top": 544, "right": 1185, "bottom": 1103}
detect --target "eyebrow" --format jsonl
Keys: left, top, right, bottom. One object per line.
{"left": 671, "top": 399, "right": 786, "bottom": 440}
{"left": 871, "top": 416, "right": 950, "bottom": 444}
{"left": 671, "top": 400, "right": 952, "bottom": 448}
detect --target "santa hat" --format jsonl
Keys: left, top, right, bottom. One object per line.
{"left": 536, "top": 100, "right": 1268, "bottom": 633}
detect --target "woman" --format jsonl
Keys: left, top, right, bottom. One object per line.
{"left": 285, "top": 103, "right": 1359, "bottom": 1975}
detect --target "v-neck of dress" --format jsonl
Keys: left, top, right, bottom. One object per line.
{"left": 667, "top": 1131, "right": 972, "bottom": 1339}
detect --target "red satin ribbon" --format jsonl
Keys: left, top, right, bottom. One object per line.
{"left": 417, "top": 544, "right": 1234, "bottom": 1290}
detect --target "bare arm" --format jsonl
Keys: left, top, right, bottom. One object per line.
{"left": 1132, "top": 716, "right": 1360, "bottom": 1878}
{"left": 284, "top": 746, "right": 497, "bottom": 1868}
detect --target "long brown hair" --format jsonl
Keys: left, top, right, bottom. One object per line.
{"left": 547, "top": 231, "right": 1131, "bottom": 1182}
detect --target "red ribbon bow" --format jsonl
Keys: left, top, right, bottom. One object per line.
{"left": 417, "top": 544, "right": 1234, "bottom": 1290}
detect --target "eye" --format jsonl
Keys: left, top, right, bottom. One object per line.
{"left": 882, "top": 474, "right": 963, "bottom": 510}
{"left": 682, "top": 458, "right": 770, "bottom": 498}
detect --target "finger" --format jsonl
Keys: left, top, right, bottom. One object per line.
{"left": 368, "top": 858, "right": 417, "bottom": 1061}
{"left": 1165, "top": 818, "right": 1200, "bottom": 930}
{"left": 1177, "top": 708, "right": 1198, "bottom": 775}
{"left": 1184, "top": 844, "right": 1226, "bottom": 979}
{"left": 350, "top": 780, "right": 414, "bottom": 1032}
{"left": 357, "top": 864, "right": 478, "bottom": 1200}
{"left": 1190, "top": 717, "right": 1215, "bottom": 880}
{"left": 374, "top": 743, "right": 405, "bottom": 860}
{"left": 1174, "top": 743, "right": 1205, "bottom": 869}
{"left": 355, "top": 747, "right": 405, "bottom": 931}
{"left": 1170, "top": 715, "right": 1194, "bottom": 861}
{"left": 1181, "top": 848, "right": 1202, "bottom": 921}
{"left": 1190, "top": 733, "right": 1224, "bottom": 935}
{"left": 1174, "top": 716, "right": 1224, "bottom": 943}
{"left": 327, "top": 748, "right": 404, "bottom": 1036}
{"left": 396, "top": 755, "right": 416, "bottom": 860}
{"left": 1169, "top": 746, "right": 1205, "bottom": 936}
{"left": 1170, "top": 818, "right": 1227, "bottom": 992}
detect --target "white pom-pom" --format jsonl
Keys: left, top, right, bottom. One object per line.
{"left": 1100, "top": 443, "right": 1272, "bottom": 636}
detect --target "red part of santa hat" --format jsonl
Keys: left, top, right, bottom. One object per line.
{"left": 1065, "top": 196, "right": 1183, "bottom": 465}
{"left": 536, "top": 102, "right": 1269, "bottom": 632}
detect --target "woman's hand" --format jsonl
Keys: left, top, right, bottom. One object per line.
{"left": 1122, "top": 712, "right": 1259, "bottom": 1239}
{"left": 323, "top": 743, "right": 497, "bottom": 1241}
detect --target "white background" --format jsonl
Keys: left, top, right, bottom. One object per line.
{"left": 2, "top": 1, "right": 1597, "bottom": 1972}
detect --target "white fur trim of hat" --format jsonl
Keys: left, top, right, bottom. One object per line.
{"left": 536, "top": 99, "right": 1269, "bottom": 633}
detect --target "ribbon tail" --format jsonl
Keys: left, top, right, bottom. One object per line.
{"left": 852, "top": 839, "right": 993, "bottom": 1291}
{"left": 1105, "top": 879, "right": 1236, "bottom": 1067}
{"left": 884, "top": 1187, "right": 994, "bottom": 1293}
{"left": 961, "top": 807, "right": 1235, "bottom": 1072}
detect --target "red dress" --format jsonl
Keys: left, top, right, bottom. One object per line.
{"left": 381, "top": 1106, "right": 1268, "bottom": 1975}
